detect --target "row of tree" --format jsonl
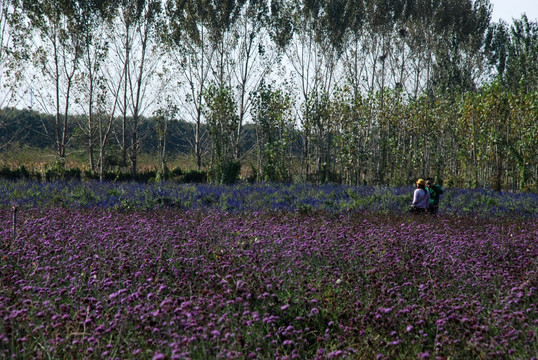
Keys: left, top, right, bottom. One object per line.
{"left": 0, "top": 0, "right": 537, "bottom": 189}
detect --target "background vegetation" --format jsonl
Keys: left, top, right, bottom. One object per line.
{"left": 1, "top": 181, "right": 536, "bottom": 217}
{"left": 0, "top": 0, "right": 537, "bottom": 190}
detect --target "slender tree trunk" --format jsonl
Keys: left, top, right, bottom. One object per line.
{"left": 87, "top": 56, "right": 95, "bottom": 171}
{"left": 122, "top": 25, "right": 129, "bottom": 169}
{"left": 54, "top": 37, "right": 63, "bottom": 158}
{"left": 88, "top": 103, "right": 95, "bottom": 171}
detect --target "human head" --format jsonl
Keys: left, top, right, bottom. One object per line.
{"left": 416, "top": 179, "right": 425, "bottom": 188}
{"left": 426, "top": 180, "right": 432, "bottom": 187}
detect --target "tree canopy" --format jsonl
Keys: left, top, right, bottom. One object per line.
{"left": 0, "top": 0, "right": 537, "bottom": 190}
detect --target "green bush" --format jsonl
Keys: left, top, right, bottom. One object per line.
{"left": 136, "top": 170, "right": 157, "bottom": 182}
{"left": 170, "top": 166, "right": 183, "bottom": 177}
{"left": 0, "top": 165, "right": 14, "bottom": 179}
{"left": 217, "top": 160, "right": 241, "bottom": 184}
{"left": 45, "top": 159, "right": 81, "bottom": 181}
{"left": 0, "top": 165, "right": 41, "bottom": 181}
{"left": 155, "top": 165, "right": 171, "bottom": 182}
{"left": 15, "top": 165, "right": 30, "bottom": 179}
{"left": 181, "top": 170, "right": 208, "bottom": 183}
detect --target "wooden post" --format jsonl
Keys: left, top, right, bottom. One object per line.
{"left": 12, "top": 205, "right": 17, "bottom": 242}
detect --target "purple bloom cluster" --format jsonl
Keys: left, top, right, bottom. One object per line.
{"left": 1, "top": 208, "right": 536, "bottom": 359}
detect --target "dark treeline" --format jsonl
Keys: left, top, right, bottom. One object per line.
{"left": 0, "top": 0, "right": 537, "bottom": 190}
{"left": 0, "top": 107, "right": 257, "bottom": 156}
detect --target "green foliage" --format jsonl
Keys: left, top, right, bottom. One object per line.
{"left": 170, "top": 166, "right": 183, "bottom": 177}
{"left": 0, "top": 164, "right": 40, "bottom": 181}
{"left": 204, "top": 84, "right": 239, "bottom": 164}
{"left": 155, "top": 164, "right": 171, "bottom": 182}
{"left": 487, "top": 15, "right": 538, "bottom": 93}
{"left": 2, "top": 0, "right": 537, "bottom": 191}
{"left": 212, "top": 160, "right": 241, "bottom": 184}
{"left": 45, "top": 158, "right": 81, "bottom": 181}
{"left": 268, "top": 0, "right": 294, "bottom": 48}
{"left": 180, "top": 170, "right": 208, "bottom": 183}
{"left": 0, "top": 162, "right": 210, "bottom": 184}
{"left": 460, "top": 80, "right": 537, "bottom": 191}
{"left": 251, "top": 81, "right": 294, "bottom": 182}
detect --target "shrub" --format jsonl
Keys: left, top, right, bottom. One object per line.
{"left": 226, "top": 161, "right": 242, "bottom": 184}
{"left": 170, "top": 166, "right": 183, "bottom": 177}
{"left": 0, "top": 165, "right": 15, "bottom": 179}
{"left": 181, "top": 170, "right": 208, "bottom": 183}
{"left": 45, "top": 158, "right": 81, "bottom": 181}
{"left": 135, "top": 170, "right": 157, "bottom": 183}
{"left": 15, "top": 165, "right": 30, "bottom": 179}
{"left": 217, "top": 160, "right": 241, "bottom": 184}
{"left": 155, "top": 165, "right": 171, "bottom": 182}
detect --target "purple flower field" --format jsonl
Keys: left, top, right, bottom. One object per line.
{"left": 1, "top": 208, "right": 537, "bottom": 359}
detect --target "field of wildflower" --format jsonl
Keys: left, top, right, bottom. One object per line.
{"left": 1, "top": 181, "right": 537, "bottom": 359}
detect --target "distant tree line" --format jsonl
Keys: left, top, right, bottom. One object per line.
{"left": 0, "top": 0, "right": 537, "bottom": 190}
{"left": 0, "top": 106, "right": 260, "bottom": 157}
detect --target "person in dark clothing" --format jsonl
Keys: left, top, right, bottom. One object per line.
{"left": 426, "top": 178, "right": 443, "bottom": 214}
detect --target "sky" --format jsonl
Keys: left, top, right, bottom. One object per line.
{"left": 490, "top": 0, "right": 538, "bottom": 23}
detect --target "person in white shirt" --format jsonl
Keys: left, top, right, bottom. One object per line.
{"left": 410, "top": 178, "right": 430, "bottom": 214}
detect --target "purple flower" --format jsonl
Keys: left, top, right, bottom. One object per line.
{"left": 328, "top": 350, "right": 343, "bottom": 358}
{"left": 378, "top": 307, "right": 393, "bottom": 314}
{"left": 419, "top": 351, "right": 430, "bottom": 359}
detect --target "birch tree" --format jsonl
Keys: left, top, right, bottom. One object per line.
{"left": 0, "top": 0, "right": 30, "bottom": 150}
{"left": 74, "top": 0, "right": 115, "bottom": 172}
{"left": 165, "top": 0, "right": 213, "bottom": 171}
{"left": 230, "top": 0, "right": 273, "bottom": 160}
{"left": 22, "top": 0, "right": 86, "bottom": 158}
{"left": 108, "top": 0, "right": 165, "bottom": 178}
